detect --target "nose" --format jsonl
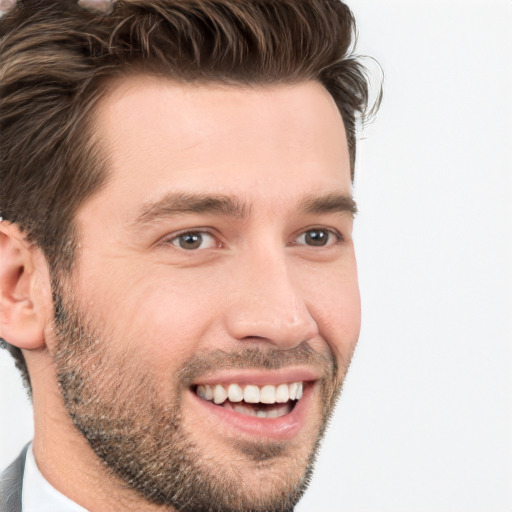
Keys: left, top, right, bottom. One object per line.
{"left": 224, "top": 248, "right": 319, "bottom": 349}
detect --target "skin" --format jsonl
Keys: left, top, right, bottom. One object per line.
{"left": 0, "top": 78, "right": 360, "bottom": 511}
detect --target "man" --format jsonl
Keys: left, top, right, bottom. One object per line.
{"left": 0, "top": 0, "right": 378, "bottom": 510}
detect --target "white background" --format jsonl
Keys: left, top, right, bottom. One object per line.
{"left": 1, "top": 1, "right": 511, "bottom": 511}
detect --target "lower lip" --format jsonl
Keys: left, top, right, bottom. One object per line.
{"left": 189, "top": 384, "right": 314, "bottom": 441}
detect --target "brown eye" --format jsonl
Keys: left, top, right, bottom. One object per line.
{"left": 295, "top": 229, "right": 339, "bottom": 247}
{"left": 305, "top": 230, "right": 328, "bottom": 246}
{"left": 169, "top": 232, "right": 217, "bottom": 250}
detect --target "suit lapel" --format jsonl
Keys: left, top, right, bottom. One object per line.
{"left": 0, "top": 444, "right": 29, "bottom": 512}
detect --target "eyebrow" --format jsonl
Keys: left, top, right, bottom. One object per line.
{"left": 134, "top": 192, "right": 249, "bottom": 227}
{"left": 133, "top": 191, "right": 357, "bottom": 229}
{"left": 298, "top": 193, "right": 358, "bottom": 217}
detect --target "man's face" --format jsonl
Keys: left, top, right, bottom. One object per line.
{"left": 52, "top": 78, "right": 360, "bottom": 511}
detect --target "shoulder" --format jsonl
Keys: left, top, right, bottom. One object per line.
{"left": 0, "top": 444, "right": 29, "bottom": 512}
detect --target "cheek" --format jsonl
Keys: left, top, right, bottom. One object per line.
{"left": 85, "top": 268, "right": 222, "bottom": 368}
{"left": 301, "top": 261, "right": 361, "bottom": 361}
{"left": 320, "top": 283, "right": 360, "bottom": 360}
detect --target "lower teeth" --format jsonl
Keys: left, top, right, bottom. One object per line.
{"left": 222, "top": 401, "right": 293, "bottom": 418}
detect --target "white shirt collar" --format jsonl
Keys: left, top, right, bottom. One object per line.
{"left": 22, "top": 443, "right": 88, "bottom": 512}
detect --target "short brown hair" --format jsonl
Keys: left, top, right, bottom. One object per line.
{"left": 0, "top": 0, "right": 379, "bottom": 392}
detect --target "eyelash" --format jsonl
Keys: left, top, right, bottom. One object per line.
{"left": 163, "top": 227, "right": 344, "bottom": 251}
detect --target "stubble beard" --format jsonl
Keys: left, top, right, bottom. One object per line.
{"left": 52, "top": 287, "right": 353, "bottom": 512}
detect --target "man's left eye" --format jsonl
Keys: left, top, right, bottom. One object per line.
{"left": 295, "top": 229, "right": 340, "bottom": 247}
{"left": 168, "top": 232, "right": 218, "bottom": 250}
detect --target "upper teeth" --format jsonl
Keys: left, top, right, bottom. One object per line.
{"left": 196, "top": 382, "right": 303, "bottom": 405}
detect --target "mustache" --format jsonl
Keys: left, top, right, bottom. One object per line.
{"left": 177, "top": 343, "right": 337, "bottom": 387}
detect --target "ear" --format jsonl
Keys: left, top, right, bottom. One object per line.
{"left": 0, "top": 221, "right": 50, "bottom": 350}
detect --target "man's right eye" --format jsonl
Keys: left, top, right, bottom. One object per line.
{"left": 167, "top": 231, "right": 218, "bottom": 250}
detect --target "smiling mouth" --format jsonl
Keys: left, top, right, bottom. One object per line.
{"left": 193, "top": 382, "right": 304, "bottom": 419}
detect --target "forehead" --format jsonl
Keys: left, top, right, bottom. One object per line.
{"left": 86, "top": 76, "right": 351, "bottom": 218}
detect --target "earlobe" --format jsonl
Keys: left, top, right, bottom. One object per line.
{"left": 0, "top": 222, "right": 48, "bottom": 350}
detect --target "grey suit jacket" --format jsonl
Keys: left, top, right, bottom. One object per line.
{"left": 0, "top": 444, "right": 28, "bottom": 512}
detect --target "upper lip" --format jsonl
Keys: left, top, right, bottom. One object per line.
{"left": 190, "top": 367, "right": 321, "bottom": 387}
